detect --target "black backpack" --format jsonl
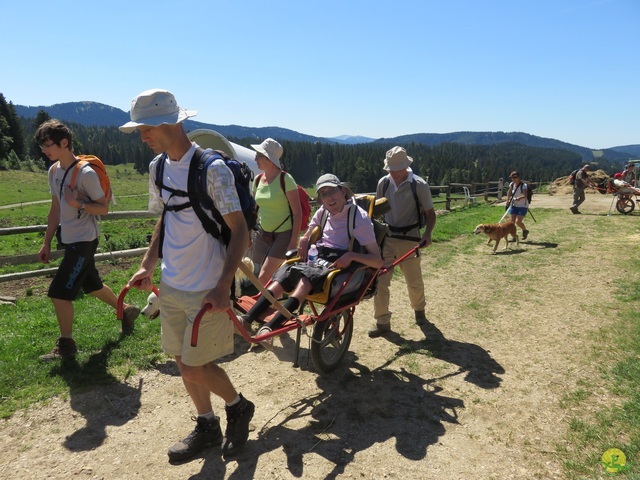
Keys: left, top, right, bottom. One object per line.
{"left": 154, "top": 147, "right": 258, "bottom": 257}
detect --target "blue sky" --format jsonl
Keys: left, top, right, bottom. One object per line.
{"left": 1, "top": 0, "right": 637, "bottom": 149}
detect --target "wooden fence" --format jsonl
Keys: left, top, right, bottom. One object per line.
{"left": 0, "top": 179, "right": 543, "bottom": 282}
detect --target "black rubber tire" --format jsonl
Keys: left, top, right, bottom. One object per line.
{"left": 310, "top": 310, "right": 353, "bottom": 373}
{"left": 616, "top": 197, "right": 635, "bottom": 214}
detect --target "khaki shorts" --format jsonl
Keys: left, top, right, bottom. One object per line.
{"left": 159, "top": 281, "right": 234, "bottom": 366}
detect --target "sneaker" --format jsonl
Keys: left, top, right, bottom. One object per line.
{"left": 522, "top": 229, "right": 529, "bottom": 240}
{"left": 222, "top": 394, "right": 255, "bottom": 456}
{"left": 570, "top": 207, "right": 580, "bottom": 214}
{"left": 39, "top": 337, "right": 77, "bottom": 361}
{"left": 255, "top": 326, "right": 274, "bottom": 351}
{"left": 414, "top": 309, "right": 427, "bottom": 326}
{"left": 168, "top": 415, "right": 223, "bottom": 463}
{"left": 368, "top": 323, "right": 391, "bottom": 338}
{"left": 121, "top": 304, "right": 140, "bottom": 335}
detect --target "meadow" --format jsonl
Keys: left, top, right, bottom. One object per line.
{"left": 1, "top": 167, "right": 639, "bottom": 478}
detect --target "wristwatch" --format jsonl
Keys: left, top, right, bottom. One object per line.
{"left": 78, "top": 203, "right": 86, "bottom": 214}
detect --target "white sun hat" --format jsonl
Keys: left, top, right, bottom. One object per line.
{"left": 119, "top": 89, "right": 197, "bottom": 133}
{"left": 250, "top": 138, "right": 283, "bottom": 168}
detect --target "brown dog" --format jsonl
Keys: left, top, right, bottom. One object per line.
{"left": 473, "top": 222, "right": 519, "bottom": 253}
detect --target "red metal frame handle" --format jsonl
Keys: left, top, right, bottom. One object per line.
{"left": 379, "top": 244, "right": 423, "bottom": 277}
{"left": 116, "top": 282, "right": 159, "bottom": 320}
{"left": 191, "top": 306, "right": 243, "bottom": 347}
{"left": 191, "top": 303, "right": 213, "bottom": 347}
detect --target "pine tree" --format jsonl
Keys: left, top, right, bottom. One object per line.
{"left": 30, "top": 110, "right": 52, "bottom": 168}
{"left": 0, "top": 94, "right": 26, "bottom": 161}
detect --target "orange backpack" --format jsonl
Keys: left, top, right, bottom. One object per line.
{"left": 52, "top": 155, "right": 113, "bottom": 203}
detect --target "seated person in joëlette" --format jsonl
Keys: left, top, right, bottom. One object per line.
{"left": 240, "top": 173, "right": 383, "bottom": 349}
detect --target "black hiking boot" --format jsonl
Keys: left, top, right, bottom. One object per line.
{"left": 368, "top": 323, "right": 391, "bottom": 338}
{"left": 168, "top": 415, "right": 223, "bottom": 463}
{"left": 414, "top": 310, "right": 427, "bottom": 326}
{"left": 39, "top": 337, "right": 77, "bottom": 361}
{"left": 222, "top": 394, "right": 255, "bottom": 456}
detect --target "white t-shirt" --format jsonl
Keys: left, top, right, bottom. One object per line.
{"left": 509, "top": 182, "right": 530, "bottom": 208}
{"left": 48, "top": 161, "right": 103, "bottom": 244}
{"left": 148, "top": 143, "right": 241, "bottom": 291}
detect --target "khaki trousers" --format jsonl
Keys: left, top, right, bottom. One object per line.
{"left": 373, "top": 236, "right": 426, "bottom": 326}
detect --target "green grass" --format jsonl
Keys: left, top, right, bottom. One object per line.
{"left": 0, "top": 263, "right": 163, "bottom": 417}
{"left": 2, "top": 176, "right": 640, "bottom": 478}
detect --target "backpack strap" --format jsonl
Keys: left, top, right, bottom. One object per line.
{"left": 383, "top": 175, "right": 422, "bottom": 234}
{"left": 318, "top": 202, "right": 358, "bottom": 252}
{"left": 155, "top": 148, "right": 228, "bottom": 258}
{"left": 410, "top": 178, "right": 423, "bottom": 229}
{"left": 279, "top": 170, "right": 294, "bottom": 228}
{"left": 190, "top": 147, "right": 227, "bottom": 243}
{"left": 253, "top": 172, "right": 263, "bottom": 194}
{"left": 347, "top": 202, "right": 358, "bottom": 252}
{"left": 54, "top": 160, "right": 79, "bottom": 200}
{"left": 155, "top": 153, "right": 191, "bottom": 259}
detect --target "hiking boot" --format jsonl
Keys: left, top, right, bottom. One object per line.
{"left": 121, "top": 304, "right": 140, "bottom": 335}
{"left": 522, "top": 229, "right": 529, "bottom": 240}
{"left": 39, "top": 337, "right": 77, "bottom": 361}
{"left": 414, "top": 310, "right": 427, "bottom": 326}
{"left": 368, "top": 323, "right": 391, "bottom": 338}
{"left": 168, "top": 415, "right": 223, "bottom": 463}
{"left": 222, "top": 394, "right": 255, "bottom": 456}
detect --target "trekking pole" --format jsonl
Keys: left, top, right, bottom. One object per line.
{"left": 527, "top": 208, "right": 537, "bottom": 223}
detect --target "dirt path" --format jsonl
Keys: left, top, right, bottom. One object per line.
{"left": 1, "top": 193, "right": 633, "bottom": 479}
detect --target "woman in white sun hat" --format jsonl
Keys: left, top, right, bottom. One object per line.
{"left": 249, "top": 138, "right": 303, "bottom": 284}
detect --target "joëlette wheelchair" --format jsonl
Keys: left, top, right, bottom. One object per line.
{"left": 594, "top": 178, "right": 640, "bottom": 215}
{"left": 117, "top": 195, "right": 425, "bottom": 373}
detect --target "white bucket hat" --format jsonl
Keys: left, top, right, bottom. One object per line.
{"left": 250, "top": 138, "right": 283, "bottom": 168}
{"left": 383, "top": 146, "right": 413, "bottom": 171}
{"left": 119, "top": 89, "right": 197, "bottom": 133}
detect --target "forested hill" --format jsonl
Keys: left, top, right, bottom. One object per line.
{"left": 378, "top": 131, "right": 632, "bottom": 164}
{"left": 14, "top": 102, "right": 324, "bottom": 144}
{"left": 612, "top": 144, "right": 640, "bottom": 157}
{"left": 6, "top": 98, "right": 636, "bottom": 193}
{"left": 15, "top": 102, "right": 131, "bottom": 128}
{"left": 14, "top": 101, "right": 635, "bottom": 160}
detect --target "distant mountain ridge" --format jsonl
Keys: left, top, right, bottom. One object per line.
{"left": 377, "top": 132, "right": 634, "bottom": 164}
{"left": 14, "top": 101, "right": 636, "bottom": 162}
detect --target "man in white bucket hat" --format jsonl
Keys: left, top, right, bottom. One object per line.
{"left": 120, "top": 89, "right": 254, "bottom": 462}
{"left": 369, "top": 146, "right": 436, "bottom": 338}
